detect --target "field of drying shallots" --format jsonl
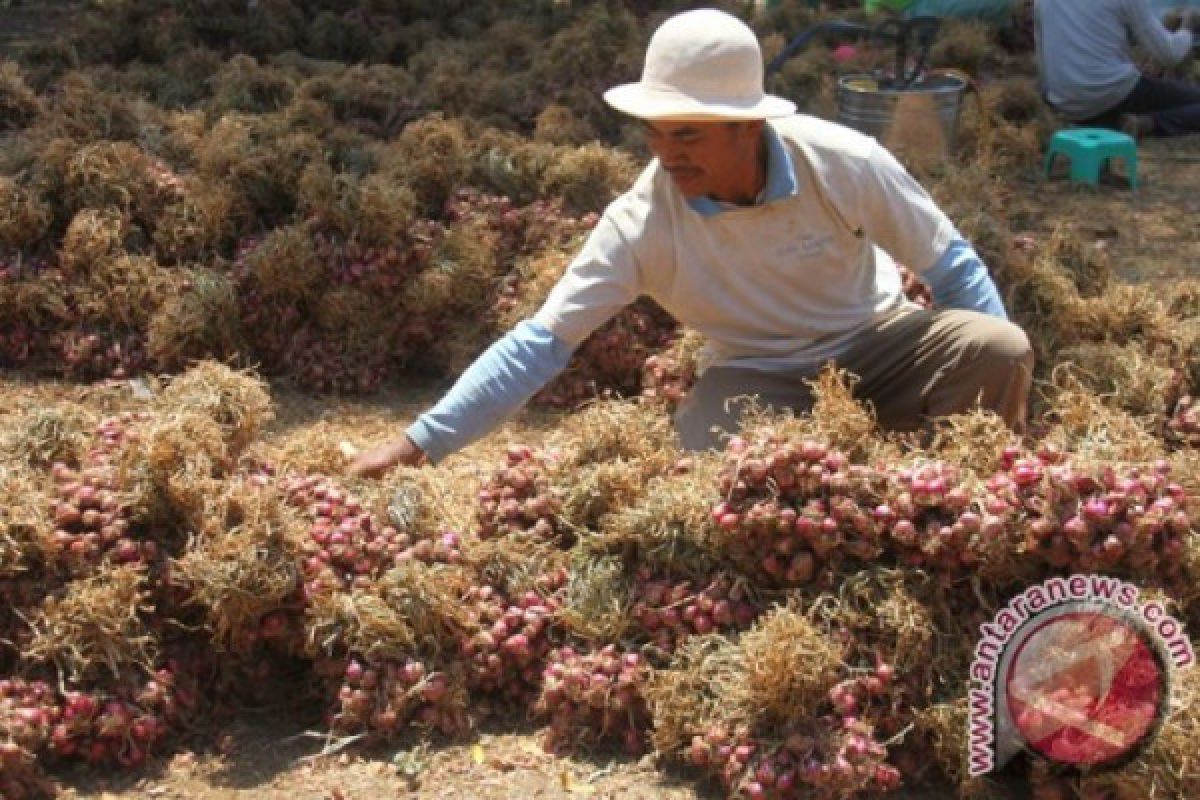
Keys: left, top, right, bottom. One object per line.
{"left": 2, "top": 1, "right": 1200, "bottom": 799}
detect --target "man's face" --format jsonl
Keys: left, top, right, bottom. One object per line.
{"left": 641, "top": 119, "right": 764, "bottom": 199}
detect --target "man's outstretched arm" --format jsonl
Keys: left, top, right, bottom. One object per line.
{"left": 349, "top": 319, "right": 573, "bottom": 476}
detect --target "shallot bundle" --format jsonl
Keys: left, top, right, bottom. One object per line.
{"left": 476, "top": 445, "right": 565, "bottom": 543}
{"left": 537, "top": 644, "right": 650, "bottom": 754}
{"left": 711, "top": 435, "right": 882, "bottom": 587}
{"left": 994, "top": 448, "right": 1190, "bottom": 576}
{"left": 321, "top": 655, "right": 468, "bottom": 740}
{"left": 684, "top": 719, "right": 900, "bottom": 799}
{"left": 460, "top": 581, "right": 563, "bottom": 701}
{"left": 281, "top": 474, "right": 463, "bottom": 596}
{"left": 628, "top": 571, "right": 759, "bottom": 653}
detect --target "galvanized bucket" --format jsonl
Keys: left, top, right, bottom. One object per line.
{"left": 835, "top": 72, "right": 970, "bottom": 166}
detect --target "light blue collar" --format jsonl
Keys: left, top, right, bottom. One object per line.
{"left": 685, "top": 124, "right": 799, "bottom": 217}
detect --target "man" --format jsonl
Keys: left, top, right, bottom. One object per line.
{"left": 1035, "top": 0, "right": 1200, "bottom": 137}
{"left": 350, "top": 8, "right": 1033, "bottom": 477}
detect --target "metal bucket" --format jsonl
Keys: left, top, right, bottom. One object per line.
{"left": 836, "top": 72, "right": 969, "bottom": 166}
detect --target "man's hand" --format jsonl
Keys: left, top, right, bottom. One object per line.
{"left": 348, "top": 435, "right": 426, "bottom": 478}
{"left": 898, "top": 265, "right": 934, "bottom": 309}
{"left": 1162, "top": 8, "right": 1200, "bottom": 34}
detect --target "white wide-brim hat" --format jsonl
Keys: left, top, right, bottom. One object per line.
{"left": 604, "top": 8, "right": 796, "bottom": 120}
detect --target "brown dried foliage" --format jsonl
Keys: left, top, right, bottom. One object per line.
{"left": 539, "top": 142, "right": 639, "bottom": 215}
{"left": 243, "top": 223, "right": 323, "bottom": 300}
{"left": 1055, "top": 341, "right": 1175, "bottom": 418}
{"left": 62, "top": 141, "right": 156, "bottom": 215}
{"left": 929, "top": 21, "right": 992, "bottom": 74}
{"left": 155, "top": 361, "right": 273, "bottom": 456}
{"left": 551, "top": 399, "right": 678, "bottom": 528}
{"left": 251, "top": 419, "right": 349, "bottom": 478}
{"left": 78, "top": 253, "right": 177, "bottom": 329}
{"left": 645, "top": 633, "right": 740, "bottom": 754}
{"left": 0, "top": 176, "right": 53, "bottom": 251}
{"left": 913, "top": 699, "right": 1007, "bottom": 799}
{"left": 0, "top": 466, "right": 50, "bottom": 577}
{"left": 0, "top": 401, "right": 95, "bottom": 470}
{"left": 739, "top": 366, "right": 890, "bottom": 464}
{"left": 306, "top": 562, "right": 473, "bottom": 663}
{"left": 26, "top": 565, "right": 156, "bottom": 682}
{"left": 59, "top": 208, "right": 127, "bottom": 277}
{"left": 496, "top": 240, "right": 577, "bottom": 330}
{"left": 117, "top": 411, "right": 232, "bottom": 528}
{"left": 403, "top": 217, "right": 501, "bottom": 315}
{"left": 40, "top": 73, "right": 147, "bottom": 143}
{"left": 173, "top": 479, "right": 303, "bottom": 652}
{"left": 356, "top": 173, "right": 418, "bottom": 246}
{"left": 363, "top": 464, "right": 479, "bottom": 539}
{"left": 209, "top": 54, "right": 295, "bottom": 115}
{"left": 384, "top": 115, "right": 472, "bottom": 214}
{"left": 0, "top": 269, "right": 69, "bottom": 328}
{"left": 723, "top": 605, "right": 843, "bottom": 727}
{"left": 0, "top": 61, "right": 42, "bottom": 131}
{"left": 466, "top": 537, "right": 569, "bottom": 601}
{"left": 472, "top": 131, "right": 558, "bottom": 205}
{"left": 532, "top": 103, "right": 595, "bottom": 146}
{"left": 313, "top": 286, "right": 389, "bottom": 350}
{"left": 146, "top": 268, "right": 244, "bottom": 372}
{"left": 817, "top": 568, "right": 935, "bottom": 680}
{"left": 1038, "top": 373, "right": 1164, "bottom": 464}
{"left": 598, "top": 454, "right": 725, "bottom": 580}
{"left": 296, "top": 162, "right": 361, "bottom": 238}
{"left": 152, "top": 177, "right": 237, "bottom": 263}
{"left": 559, "top": 552, "right": 630, "bottom": 644}
{"left": 1069, "top": 284, "right": 1170, "bottom": 345}
{"left": 297, "top": 63, "right": 416, "bottom": 130}
{"left": 195, "top": 114, "right": 323, "bottom": 221}
{"left": 926, "top": 408, "right": 1020, "bottom": 477}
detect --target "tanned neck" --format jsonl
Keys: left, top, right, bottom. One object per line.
{"left": 710, "top": 133, "right": 768, "bottom": 206}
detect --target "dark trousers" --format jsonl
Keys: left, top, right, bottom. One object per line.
{"left": 1083, "top": 75, "right": 1200, "bottom": 137}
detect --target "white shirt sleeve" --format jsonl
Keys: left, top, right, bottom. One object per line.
{"left": 1125, "top": 0, "right": 1194, "bottom": 66}
{"left": 532, "top": 211, "right": 644, "bottom": 348}
{"left": 849, "top": 141, "right": 958, "bottom": 276}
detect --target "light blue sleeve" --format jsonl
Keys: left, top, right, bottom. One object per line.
{"left": 405, "top": 319, "right": 574, "bottom": 464}
{"left": 921, "top": 238, "right": 1008, "bottom": 320}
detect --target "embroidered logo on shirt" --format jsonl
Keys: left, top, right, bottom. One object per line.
{"left": 778, "top": 233, "right": 834, "bottom": 260}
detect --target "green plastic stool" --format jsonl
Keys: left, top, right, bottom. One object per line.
{"left": 1044, "top": 128, "right": 1139, "bottom": 189}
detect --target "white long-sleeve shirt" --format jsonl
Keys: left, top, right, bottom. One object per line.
{"left": 1035, "top": 0, "right": 1193, "bottom": 120}
{"left": 533, "top": 115, "right": 956, "bottom": 373}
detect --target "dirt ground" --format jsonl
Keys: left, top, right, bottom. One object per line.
{"left": 44, "top": 707, "right": 965, "bottom": 800}
{"left": 54, "top": 714, "right": 719, "bottom": 800}
{"left": 1026, "top": 133, "right": 1200, "bottom": 284}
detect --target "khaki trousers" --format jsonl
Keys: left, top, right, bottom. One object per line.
{"left": 674, "top": 308, "right": 1035, "bottom": 451}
